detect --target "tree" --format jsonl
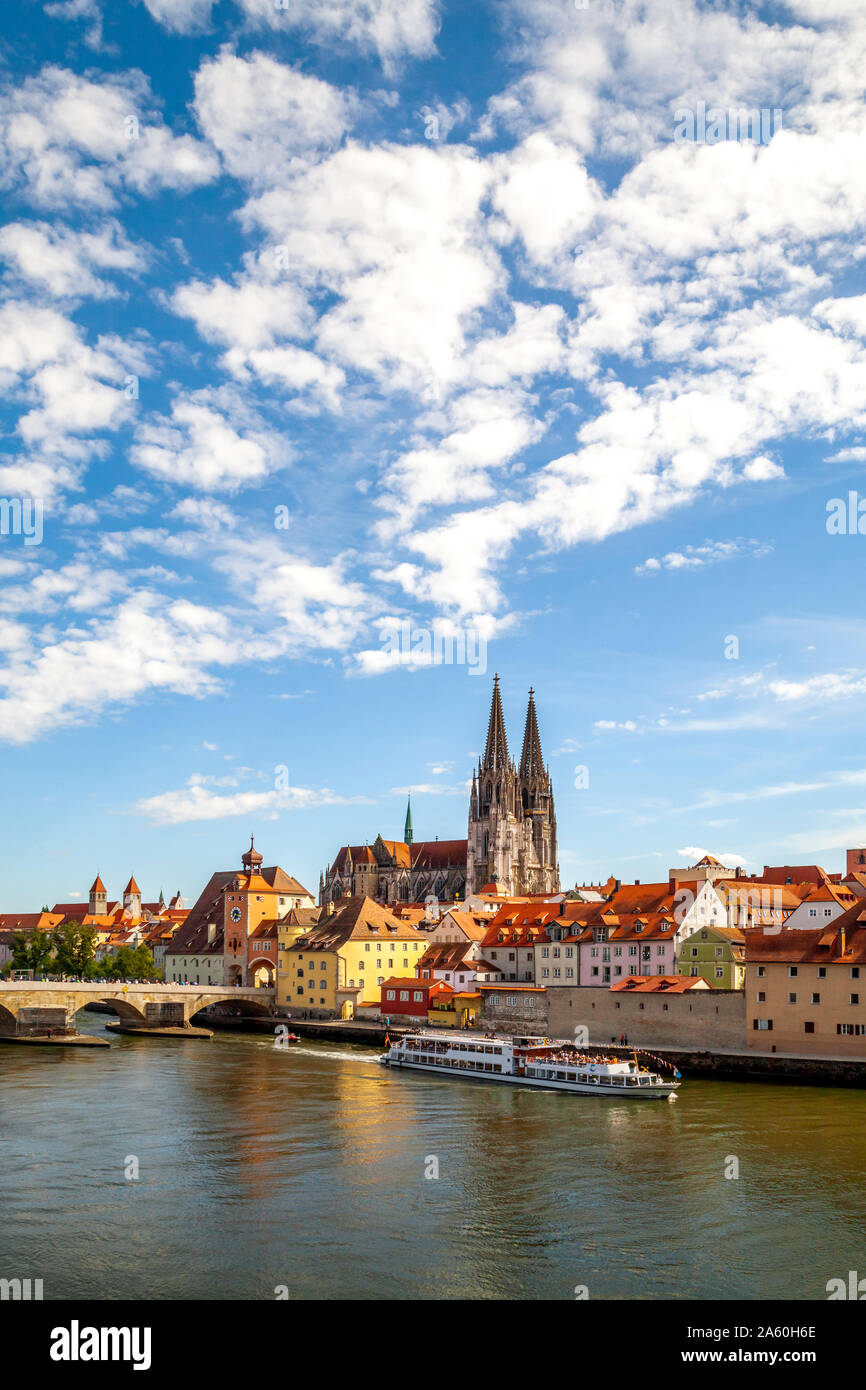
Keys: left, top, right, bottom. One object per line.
{"left": 103, "top": 943, "right": 160, "bottom": 981}
{"left": 52, "top": 922, "right": 98, "bottom": 979}
{"left": 9, "top": 930, "right": 55, "bottom": 975}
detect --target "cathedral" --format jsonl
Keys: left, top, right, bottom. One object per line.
{"left": 466, "top": 676, "right": 559, "bottom": 897}
{"left": 320, "top": 676, "right": 559, "bottom": 905}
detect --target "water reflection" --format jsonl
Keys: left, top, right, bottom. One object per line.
{"left": 2, "top": 1022, "right": 865, "bottom": 1300}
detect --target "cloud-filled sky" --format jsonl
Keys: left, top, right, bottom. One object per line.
{"left": 2, "top": 0, "right": 866, "bottom": 910}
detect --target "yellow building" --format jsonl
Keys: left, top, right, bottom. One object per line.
{"left": 280, "top": 895, "right": 429, "bottom": 1019}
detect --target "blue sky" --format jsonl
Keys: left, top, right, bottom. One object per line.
{"left": 2, "top": 0, "right": 866, "bottom": 911}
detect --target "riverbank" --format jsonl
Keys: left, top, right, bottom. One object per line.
{"left": 200, "top": 1014, "right": 866, "bottom": 1085}
{"left": 202, "top": 1013, "right": 404, "bottom": 1045}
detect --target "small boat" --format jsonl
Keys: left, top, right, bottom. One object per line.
{"left": 378, "top": 1032, "right": 680, "bottom": 1099}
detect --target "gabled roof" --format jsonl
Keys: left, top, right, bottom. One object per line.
{"left": 381, "top": 976, "right": 452, "bottom": 995}
{"left": 418, "top": 941, "right": 474, "bottom": 972}
{"left": 606, "top": 882, "right": 679, "bottom": 915}
{"left": 287, "top": 896, "right": 426, "bottom": 953}
{"left": 745, "top": 904, "right": 866, "bottom": 964}
{"left": 0, "top": 911, "right": 65, "bottom": 933}
{"left": 611, "top": 975, "right": 711, "bottom": 993}
{"left": 759, "top": 864, "right": 831, "bottom": 888}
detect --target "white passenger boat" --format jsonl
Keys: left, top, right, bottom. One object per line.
{"left": 378, "top": 1032, "right": 680, "bottom": 1099}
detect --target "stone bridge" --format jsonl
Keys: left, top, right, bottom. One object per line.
{"left": 0, "top": 981, "right": 275, "bottom": 1036}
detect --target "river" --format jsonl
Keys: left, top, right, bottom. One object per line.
{"left": 1, "top": 1016, "right": 863, "bottom": 1300}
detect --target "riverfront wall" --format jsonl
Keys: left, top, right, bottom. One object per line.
{"left": 546, "top": 986, "right": 746, "bottom": 1049}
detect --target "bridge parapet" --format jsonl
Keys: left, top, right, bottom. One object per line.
{"left": 0, "top": 983, "right": 275, "bottom": 1032}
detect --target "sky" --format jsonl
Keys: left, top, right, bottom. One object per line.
{"left": 2, "top": 0, "right": 866, "bottom": 912}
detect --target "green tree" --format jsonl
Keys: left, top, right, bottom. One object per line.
{"left": 9, "top": 930, "right": 55, "bottom": 975}
{"left": 52, "top": 922, "right": 98, "bottom": 979}
{"left": 103, "top": 943, "right": 160, "bottom": 981}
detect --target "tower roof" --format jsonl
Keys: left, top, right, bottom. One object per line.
{"left": 90, "top": 874, "right": 106, "bottom": 894}
{"left": 242, "top": 834, "right": 263, "bottom": 869}
{"left": 519, "top": 687, "right": 545, "bottom": 778}
{"left": 124, "top": 875, "right": 140, "bottom": 895}
{"left": 481, "top": 674, "right": 510, "bottom": 771}
{"left": 404, "top": 795, "right": 414, "bottom": 846}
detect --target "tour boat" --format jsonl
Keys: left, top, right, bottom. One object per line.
{"left": 377, "top": 1033, "right": 680, "bottom": 1099}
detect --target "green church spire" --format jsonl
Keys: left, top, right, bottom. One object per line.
{"left": 404, "top": 795, "right": 414, "bottom": 846}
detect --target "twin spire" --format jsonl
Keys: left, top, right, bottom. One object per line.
{"left": 481, "top": 674, "right": 546, "bottom": 776}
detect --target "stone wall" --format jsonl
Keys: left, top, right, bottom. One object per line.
{"left": 480, "top": 989, "right": 548, "bottom": 1035}
{"left": 547, "top": 986, "right": 746, "bottom": 1050}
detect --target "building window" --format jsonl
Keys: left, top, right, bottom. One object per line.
{"left": 788, "top": 966, "right": 798, "bottom": 977}
{"left": 811, "top": 993, "right": 821, "bottom": 1005}
{"left": 753, "top": 1019, "right": 773, "bottom": 1030}
{"left": 804, "top": 1022, "right": 815, "bottom": 1034}
{"left": 788, "top": 993, "right": 797, "bottom": 1004}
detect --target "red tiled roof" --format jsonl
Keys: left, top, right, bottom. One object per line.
{"left": 610, "top": 975, "right": 711, "bottom": 993}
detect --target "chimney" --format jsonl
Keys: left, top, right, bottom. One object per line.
{"left": 669, "top": 877, "right": 676, "bottom": 893}
{"left": 327, "top": 900, "right": 335, "bottom": 916}
{"left": 634, "top": 879, "right": 640, "bottom": 886}
{"left": 840, "top": 926, "right": 847, "bottom": 956}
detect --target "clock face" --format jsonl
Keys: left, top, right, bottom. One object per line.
{"left": 230, "top": 907, "right": 242, "bottom": 922}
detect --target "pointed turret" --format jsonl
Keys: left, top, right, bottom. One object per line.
{"left": 519, "top": 687, "right": 545, "bottom": 779}
{"left": 404, "top": 795, "right": 414, "bottom": 846}
{"left": 481, "top": 674, "right": 509, "bottom": 771}
{"left": 89, "top": 873, "right": 107, "bottom": 916}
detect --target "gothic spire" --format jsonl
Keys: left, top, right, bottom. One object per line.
{"left": 404, "top": 795, "right": 414, "bottom": 846}
{"left": 481, "top": 674, "right": 509, "bottom": 771}
{"left": 519, "top": 687, "right": 545, "bottom": 778}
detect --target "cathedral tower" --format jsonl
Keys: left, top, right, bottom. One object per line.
{"left": 466, "top": 677, "right": 559, "bottom": 897}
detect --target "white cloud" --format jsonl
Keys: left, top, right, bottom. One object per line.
{"left": 235, "top": 0, "right": 440, "bottom": 69}
{"left": 676, "top": 847, "right": 749, "bottom": 869}
{"left": 130, "top": 393, "right": 288, "bottom": 492}
{"left": 141, "top": 0, "right": 214, "bottom": 32}
{"left": 636, "top": 538, "right": 772, "bottom": 574}
{"left": 0, "top": 220, "right": 144, "bottom": 298}
{"left": 743, "top": 455, "right": 786, "bottom": 481}
{"left": 134, "top": 779, "right": 368, "bottom": 823}
{"left": 0, "top": 592, "right": 234, "bottom": 744}
{"left": 193, "top": 51, "right": 352, "bottom": 182}
{"left": 0, "top": 66, "right": 218, "bottom": 210}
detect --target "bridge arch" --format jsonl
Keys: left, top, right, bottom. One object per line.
{"left": 0, "top": 1002, "right": 18, "bottom": 1032}
{"left": 191, "top": 993, "right": 274, "bottom": 1022}
{"left": 75, "top": 997, "right": 148, "bottom": 1024}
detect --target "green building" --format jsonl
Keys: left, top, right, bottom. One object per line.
{"left": 677, "top": 925, "right": 746, "bottom": 990}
